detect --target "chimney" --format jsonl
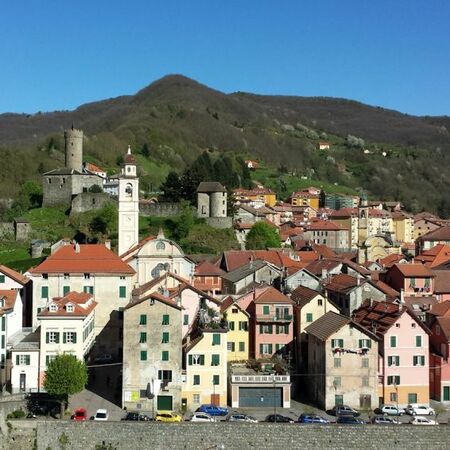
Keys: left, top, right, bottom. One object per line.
{"left": 104, "top": 240, "right": 111, "bottom": 250}
{"left": 321, "top": 268, "right": 328, "bottom": 280}
{"left": 400, "top": 289, "right": 405, "bottom": 304}
{"left": 356, "top": 276, "right": 361, "bottom": 286}
{"left": 74, "top": 242, "right": 80, "bottom": 253}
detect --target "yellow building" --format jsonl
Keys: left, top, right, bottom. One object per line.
{"left": 391, "top": 211, "right": 414, "bottom": 243}
{"left": 233, "top": 188, "right": 277, "bottom": 207}
{"left": 183, "top": 329, "right": 228, "bottom": 409}
{"left": 290, "top": 190, "right": 320, "bottom": 209}
{"left": 221, "top": 297, "right": 249, "bottom": 361}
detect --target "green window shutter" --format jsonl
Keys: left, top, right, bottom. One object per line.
{"left": 46, "top": 333, "right": 49, "bottom": 344}
{"left": 139, "top": 314, "right": 147, "bottom": 325}
{"left": 41, "top": 286, "right": 48, "bottom": 298}
{"left": 285, "top": 324, "right": 289, "bottom": 334}
{"left": 140, "top": 332, "right": 147, "bottom": 343}
{"left": 213, "top": 375, "right": 219, "bottom": 385}
{"left": 390, "top": 336, "right": 396, "bottom": 347}
{"left": 63, "top": 286, "right": 70, "bottom": 295}
{"left": 263, "top": 305, "right": 269, "bottom": 315}
{"left": 413, "top": 356, "right": 417, "bottom": 366}
{"left": 0, "top": 275, "right": 5, "bottom": 283}
{"left": 162, "top": 332, "right": 169, "bottom": 343}
{"left": 55, "top": 333, "right": 60, "bottom": 344}
{"left": 416, "top": 336, "right": 422, "bottom": 347}
{"left": 73, "top": 333, "right": 77, "bottom": 344}
{"left": 162, "top": 351, "right": 169, "bottom": 361}
{"left": 276, "top": 325, "right": 280, "bottom": 335}
{"left": 358, "top": 339, "right": 363, "bottom": 348}
{"left": 260, "top": 344, "right": 264, "bottom": 355}
{"left": 268, "top": 344, "right": 273, "bottom": 354}
{"left": 259, "top": 324, "right": 264, "bottom": 334}
{"left": 396, "top": 356, "right": 400, "bottom": 365}
{"left": 306, "top": 313, "right": 313, "bottom": 323}
{"left": 25, "top": 355, "right": 30, "bottom": 365}
{"left": 193, "top": 375, "right": 200, "bottom": 385}
{"left": 16, "top": 355, "right": 19, "bottom": 365}
{"left": 188, "top": 355, "right": 193, "bottom": 365}
{"left": 268, "top": 324, "right": 273, "bottom": 334}
{"left": 212, "top": 354, "right": 220, "bottom": 366}
{"left": 162, "top": 314, "right": 170, "bottom": 325}
{"left": 45, "top": 355, "right": 49, "bottom": 366}
{"left": 212, "top": 334, "right": 220, "bottom": 345}
{"left": 119, "top": 286, "right": 126, "bottom": 298}
{"left": 63, "top": 333, "right": 67, "bottom": 344}
{"left": 1, "top": 316, "right": 5, "bottom": 331}
{"left": 184, "top": 314, "right": 189, "bottom": 325}
{"left": 140, "top": 351, "right": 147, "bottom": 361}
{"left": 239, "top": 342, "right": 245, "bottom": 352}
{"left": 200, "top": 355, "right": 205, "bottom": 365}
{"left": 229, "top": 321, "right": 235, "bottom": 331}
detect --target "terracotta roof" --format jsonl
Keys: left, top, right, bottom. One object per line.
{"left": 195, "top": 260, "right": 224, "bottom": 277}
{"left": 403, "top": 296, "right": 438, "bottom": 313}
{"left": 125, "top": 286, "right": 182, "bottom": 311}
{"left": 171, "top": 282, "right": 221, "bottom": 306}
{"left": 29, "top": 244, "right": 135, "bottom": 275}
{"left": 223, "top": 250, "right": 286, "bottom": 272}
{"left": 304, "top": 311, "right": 350, "bottom": 341}
{"left": 429, "top": 300, "right": 450, "bottom": 317}
{"left": 372, "top": 280, "right": 400, "bottom": 300}
{"left": 0, "top": 264, "right": 30, "bottom": 285}
{"left": 197, "top": 182, "right": 226, "bottom": 193}
{"left": 435, "top": 317, "right": 450, "bottom": 341}
{"left": 85, "top": 162, "right": 105, "bottom": 173}
{"left": 305, "top": 259, "right": 341, "bottom": 277}
{"left": 0, "top": 290, "right": 18, "bottom": 316}
{"left": 132, "top": 271, "right": 190, "bottom": 298}
{"left": 433, "top": 270, "right": 450, "bottom": 294}
{"left": 415, "top": 245, "right": 450, "bottom": 268}
{"left": 379, "top": 254, "right": 406, "bottom": 268}
{"left": 120, "top": 235, "right": 155, "bottom": 259}
{"left": 233, "top": 188, "right": 274, "bottom": 196}
{"left": 323, "top": 273, "right": 359, "bottom": 294}
{"left": 220, "top": 296, "right": 250, "bottom": 316}
{"left": 290, "top": 285, "right": 322, "bottom": 308}
{"left": 414, "top": 211, "right": 439, "bottom": 221}
{"left": 123, "top": 150, "right": 136, "bottom": 165}
{"left": 38, "top": 291, "right": 97, "bottom": 317}
{"left": 342, "top": 259, "right": 371, "bottom": 276}
{"left": 392, "top": 263, "right": 434, "bottom": 278}
{"left": 312, "top": 244, "right": 337, "bottom": 259}
{"left": 420, "top": 226, "right": 450, "bottom": 242}
{"left": 254, "top": 286, "right": 294, "bottom": 305}
{"left": 305, "top": 220, "right": 345, "bottom": 231}
{"left": 329, "top": 208, "right": 358, "bottom": 218}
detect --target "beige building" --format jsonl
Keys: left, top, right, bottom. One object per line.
{"left": 391, "top": 211, "right": 414, "bottom": 244}
{"left": 27, "top": 242, "right": 134, "bottom": 359}
{"left": 220, "top": 297, "right": 249, "bottom": 361}
{"left": 123, "top": 291, "right": 182, "bottom": 413}
{"left": 305, "top": 311, "right": 379, "bottom": 410}
{"left": 37, "top": 291, "right": 97, "bottom": 388}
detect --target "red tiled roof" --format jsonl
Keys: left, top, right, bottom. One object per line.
{"left": 38, "top": 291, "right": 97, "bottom": 317}
{"left": 329, "top": 208, "right": 358, "bottom": 218}
{"left": 435, "top": 317, "right": 450, "bottom": 340}
{"left": 291, "top": 285, "right": 322, "bottom": 308}
{"left": 312, "top": 244, "right": 337, "bottom": 259}
{"left": 379, "top": 254, "right": 406, "bottom": 268}
{"left": 433, "top": 270, "right": 450, "bottom": 294}
{"left": 429, "top": 300, "right": 450, "bottom": 317}
{"left": 415, "top": 245, "right": 450, "bottom": 268}
{"left": 392, "top": 263, "right": 434, "bottom": 278}
{"left": 305, "top": 259, "right": 341, "bottom": 277}
{"left": 195, "top": 260, "right": 224, "bottom": 276}
{"left": 0, "top": 264, "right": 30, "bottom": 285}
{"left": 254, "top": 286, "right": 294, "bottom": 305}
{"left": 29, "top": 244, "right": 135, "bottom": 275}
{"left": 323, "top": 273, "right": 359, "bottom": 293}
{"left": 85, "top": 162, "right": 105, "bottom": 173}
{"left": 372, "top": 280, "right": 399, "bottom": 300}
{"left": 420, "top": 226, "right": 450, "bottom": 242}
{"left": 305, "top": 220, "right": 345, "bottom": 231}
{"left": 0, "top": 290, "right": 18, "bottom": 316}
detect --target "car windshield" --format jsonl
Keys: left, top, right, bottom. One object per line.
{"left": 75, "top": 411, "right": 85, "bottom": 417}
{"left": 96, "top": 413, "right": 107, "bottom": 418}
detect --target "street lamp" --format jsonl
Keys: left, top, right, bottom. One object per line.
{"left": 273, "top": 374, "right": 277, "bottom": 421}
{"left": 393, "top": 381, "right": 399, "bottom": 424}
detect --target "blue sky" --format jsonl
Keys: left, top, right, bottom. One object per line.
{"left": 1, "top": 0, "right": 449, "bottom": 115}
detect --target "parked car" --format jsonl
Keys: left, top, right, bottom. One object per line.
{"left": 121, "top": 412, "right": 152, "bottom": 421}
{"left": 405, "top": 404, "right": 435, "bottom": 416}
{"left": 93, "top": 409, "right": 108, "bottom": 421}
{"left": 265, "top": 414, "right": 294, "bottom": 423}
{"left": 330, "top": 405, "right": 360, "bottom": 417}
{"left": 94, "top": 353, "right": 113, "bottom": 364}
{"left": 379, "top": 404, "right": 405, "bottom": 416}
{"left": 71, "top": 408, "right": 87, "bottom": 421}
{"left": 336, "top": 416, "right": 365, "bottom": 425}
{"left": 298, "top": 414, "right": 329, "bottom": 424}
{"left": 371, "top": 415, "right": 400, "bottom": 425}
{"left": 227, "top": 414, "right": 258, "bottom": 423}
{"left": 190, "top": 412, "right": 215, "bottom": 422}
{"left": 196, "top": 404, "right": 229, "bottom": 416}
{"left": 155, "top": 411, "right": 182, "bottom": 423}
{"left": 409, "top": 417, "right": 437, "bottom": 426}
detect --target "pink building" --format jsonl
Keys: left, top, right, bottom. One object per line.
{"left": 353, "top": 300, "right": 430, "bottom": 406}
{"left": 383, "top": 263, "right": 435, "bottom": 296}
{"left": 245, "top": 286, "right": 294, "bottom": 359}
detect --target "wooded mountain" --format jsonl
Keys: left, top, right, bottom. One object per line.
{"left": 1, "top": 75, "right": 449, "bottom": 215}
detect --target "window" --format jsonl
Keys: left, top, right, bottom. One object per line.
{"left": 189, "top": 354, "right": 205, "bottom": 365}
{"left": 387, "top": 375, "right": 400, "bottom": 385}
{"left": 229, "top": 321, "right": 235, "bottom": 331}
{"left": 362, "top": 376, "right": 369, "bottom": 387}
{"left": 162, "top": 314, "right": 170, "bottom": 325}
{"left": 318, "top": 298, "right": 323, "bottom": 306}
{"left": 162, "top": 351, "right": 169, "bottom": 361}
{"left": 42, "top": 274, "right": 48, "bottom": 280}
{"left": 390, "top": 392, "right": 397, "bottom": 402}
{"left": 63, "top": 273, "right": 70, "bottom": 280}
{"left": 260, "top": 324, "right": 273, "bottom": 334}
{"left": 162, "top": 332, "right": 169, "bottom": 344}
{"left": 390, "top": 336, "right": 397, "bottom": 348}
{"left": 331, "top": 339, "right": 344, "bottom": 348}
{"left": 63, "top": 286, "right": 70, "bottom": 296}
{"left": 415, "top": 335, "right": 422, "bottom": 347}
{"left": 408, "top": 393, "right": 418, "bottom": 404}
{"left": 239, "top": 321, "right": 248, "bottom": 331}
{"left": 119, "top": 286, "right": 126, "bottom": 298}
{"left": 413, "top": 355, "right": 425, "bottom": 366}
{"left": 46, "top": 332, "right": 59, "bottom": 344}
{"left": 16, "top": 355, "right": 30, "bottom": 366}
{"left": 46, "top": 354, "right": 56, "bottom": 366}
{"left": 158, "top": 370, "right": 172, "bottom": 382}
{"left": 388, "top": 356, "right": 400, "bottom": 366}
{"left": 227, "top": 342, "right": 235, "bottom": 352}
{"left": 41, "top": 286, "right": 49, "bottom": 299}
{"left": 183, "top": 314, "right": 189, "bottom": 325}
{"left": 213, "top": 375, "right": 220, "bottom": 385}
{"left": 193, "top": 394, "right": 200, "bottom": 404}
{"left": 260, "top": 343, "right": 273, "bottom": 355}
{"left": 1, "top": 335, "right": 4, "bottom": 349}
{"left": 212, "top": 334, "right": 220, "bottom": 345}
{"left": 362, "top": 358, "right": 369, "bottom": 368}
{"left": 193, "top": 375, "right": 200, "bottom": 385}
{"left": 140, "top": 351, "right": 147, "bottom": 361}
{"left": 334, "top": 358, "right": 341, "bottom": 368}
{"left": 358, "top": 339, "right": 371, "bottom": 349}
{"left": 66, "top": 304, "right": 74, "bottom": 313}
{"left": 335, "top": 395, "right": 343, "bottom": 406}
{"left": 232, "top": 308, "right": 238, "bottom": 314}
{"left": 239, "top": 342, "right": 245, "bottom": 352}
{"left": 84, "top": 273, "right": 91, "bottom": 280}
{"left": 0, "top": 275, "right": 5, "bottom": 283}
{"left": 139, "top": 332, "right": 147, "bottom": 344}
{"left": 333, "top": 377, "right": 341, "bottom": 388}
{"left": 306, "top": 313, "right": 313, "bottom": 323}
{"left": 1, "top": 316, "right": 5, "bottom": 332}
{"left": 49, "top": 304, "right": 58, "bottom": 312}
{"left": 211, "top": 354, "right": 220, "bottom": 366}
{"left": 63, "top": 332, "right": 77, "bottom": 344}
{"left": 263, "top": 305, "right": 270, "bottom": 315}
{"left": 83, "top": 286, "right": 94, "bottom": 295}
{"left": 139, "top": 314, "right": 147, "bottom": 325}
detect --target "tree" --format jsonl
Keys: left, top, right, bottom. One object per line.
{"left": 89, "top": 184, "right": 103, "bottom": 193}
{"left": 246, "top": 222, "right": 281, "bottom": 250}
{"left": 160, "top": 171, "right": 183, "bottom": 202}
{"left": 142, "top": 143, "right": 150, "bottom": 158}
{"left": 44, "top": 354, "right": 88, "bottom": 418}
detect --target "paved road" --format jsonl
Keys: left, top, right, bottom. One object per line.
{"left": 69, "top": 389, "right": 123, "bottom": 421}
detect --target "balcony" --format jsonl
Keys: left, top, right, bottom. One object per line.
{"left": 231, "top": 374, "right": 290, "bottom": 384}
{"left": 257, "top": 314, "right": 293, "bottom": 322}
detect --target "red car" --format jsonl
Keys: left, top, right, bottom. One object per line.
{"left": 72, "top": 408, "right": 88, "bottom": 421}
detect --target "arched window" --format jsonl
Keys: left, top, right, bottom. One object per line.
{"left": 125, "top": 183, "right": 133, "bottom": 196}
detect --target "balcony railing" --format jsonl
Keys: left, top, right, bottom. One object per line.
{"left": 231, "top": 375, "right": 290, "bottom": 384}
{"left": 256, "top": 314, "right": 293, "bottom": 322}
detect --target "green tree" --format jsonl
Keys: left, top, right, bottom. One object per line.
{"left": 88, "top": 184, "right": 103, "bottom": 193}
{"left": 160, "top": 171, "right": 183, "bottom": 201}
{"left": 142, "top": 143, "right": 150, "bottom": 158}
{"left": 89, "top": 202, "right": 117, "bottom": 238}
{"left": 246, "top": 221, "right": 281, "bottom": 250}
{"left": 44, "top": 354, "right": 88, "bottom": 418}
{"left": 174, "top": 205, "right": 195, "bottom": 240}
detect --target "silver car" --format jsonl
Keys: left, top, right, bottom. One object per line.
{"left": 227, "top": 414, "right": 258, "bottom": 423}
{"left": 379, "top": 404, "right": 405, "bottom": 416}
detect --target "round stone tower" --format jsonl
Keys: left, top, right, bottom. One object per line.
{"left": 64, "top": 127, "right": 83, "bottom": 171}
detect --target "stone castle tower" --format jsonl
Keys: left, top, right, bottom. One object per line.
{"left": 64, "top": 126, "right": 83, "bottom": 171}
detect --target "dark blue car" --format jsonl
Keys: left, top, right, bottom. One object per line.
{"left": 298, "top": 414, "right": 329, "bottom": 424}
{"left": 196, "top": 404, "right": 229, "bottom": 416}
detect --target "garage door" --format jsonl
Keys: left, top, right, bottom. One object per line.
{"left": 157, "top": 395, "right": 173, "bottom": 411}
{"left": 239, "top": 387, "right": 282, "bottom": 407}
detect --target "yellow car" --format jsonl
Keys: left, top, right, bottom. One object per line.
{"left": 155, "top": 411, "right": 182, "bottom": 423}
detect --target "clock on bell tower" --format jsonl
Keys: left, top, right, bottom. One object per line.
{"left": 118, "top": 145, "right": 139, "bottom": 256}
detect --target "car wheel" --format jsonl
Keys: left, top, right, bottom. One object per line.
{"left": 429, "top": 411, "right": 434, "bottom": 415}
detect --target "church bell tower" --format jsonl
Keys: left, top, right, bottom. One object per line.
{"left": 118, "top": 146, "right": 139, "bottom": 256}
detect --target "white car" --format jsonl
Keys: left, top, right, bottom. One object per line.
{"left": 409, "top": 417, "right": 437, "bottom": 426}
{"left": 380, "top": 404, "right": 405, "bottom": 416}
{"left": 93, "top": 409, "right": 108, "bottom": 421}
{"left": 405, "top": 404, "right": 435, "bottom": 416}
{"left": 190, "top": 412, "right": 215, "bottom": 422}
{"left": 227, "top": 414, "right": 258, "bottom": 423}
